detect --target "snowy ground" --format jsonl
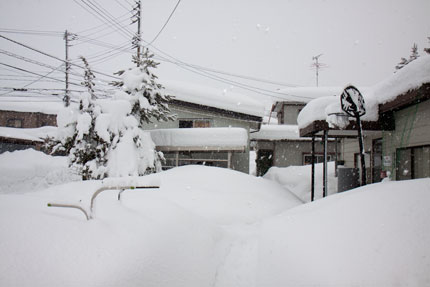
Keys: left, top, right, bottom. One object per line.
{"left": 1, "top": 149, "right": 429, "bottom": 286}
{"left": 264, "top": 161, "right": 338, "bottom": 202}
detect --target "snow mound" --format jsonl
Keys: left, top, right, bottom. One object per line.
{"left": 258, "top": 178, "right": 430, "bottom": 286}
{"left": 0, "top": 165, "right": 301, "bottom": 287}
{"left": 264, "top": 161, "right": 337, "bottom": 202}
{"left": 0, "top": 149, "right": 79, "bottom": 194}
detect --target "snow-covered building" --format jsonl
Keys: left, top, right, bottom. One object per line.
{"left": 0, "top": 101, "right": 60, "bottom": 153}
{"left": 298, "top": 55, "right": 430, "bottom": 183}
{"left": 250, "top": 87, "right": 340, "bottom": 176}
{"left": 144, "top": 81, "right": 265, "bottom": 173}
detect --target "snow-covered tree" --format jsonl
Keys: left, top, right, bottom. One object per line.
{"left": 112, "top": 47, "right": 175, "bottom": 124}
{"left": 395, "top": 43, "right": 420, "bottom": 71}
{"left": 52, "top": 48, "right": 174, "bottom": 179}
{"left": 104, "top": 47, "right": 176, "bottom": 176}
{"left": 52, "top": 57, "right": 109, "bottom": 180}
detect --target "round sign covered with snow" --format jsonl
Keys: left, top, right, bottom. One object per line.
{"left": 340, "top": 85, "right": 366, "bottom": 117}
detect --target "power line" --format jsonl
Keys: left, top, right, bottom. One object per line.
{"left": 74, "top": 11, "right": 131, "bottom": 36}
{"left": 0, "top": 28, "right": 63, "bottom": 37}
{"left": 147, "top": 0, "right": 182, "bottom": 45}
{"left": 0, "top": 34, "right": 120, "bottom": 80}
{"left": 0, "top": 49, "right": 61, "bottom": 71}
{"left": 72, "top": 0, "right": 134, "bottom": 41}
{"left": 142, "top": 42, "right": 309, "bottom": 100}
{"left": 0, "top": 64, "right": 64, "bottom": 96}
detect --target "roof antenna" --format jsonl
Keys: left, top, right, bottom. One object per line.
{"left": 311, "top": 54, "right": 326, "bottom": 87}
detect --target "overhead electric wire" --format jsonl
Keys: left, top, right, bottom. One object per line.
{"left": 148, "top": 0, "right": 182, "bottom": 45}
{"left": 0, "top": 28, "right": 63, "bottom": 37}
{"left": 0, "top": 49, "right": 62, "bottom": 71}
{"left": 114, "top": 0, "right": 133, "bottom": 11}
{"left": 73, "top": 16, "right": 132, "bottom": 44}
{"left": 0, "top": 34, "right": 120, "bottom": 80}
{"left": 72, "top": 0, "right": 134, "bottom": 41}
{"left": 74, "top": 10, "right": 132, "bottom": 36}
{"left": 0, "top": 64, "right": 64, "bottom": 96}
{"left": 142, "top": 42, "right": 309, "bottom": 100}
{"left": 88, "top": 0, "right": 134, "bottom": 36}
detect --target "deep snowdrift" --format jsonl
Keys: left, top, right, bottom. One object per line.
{"left": 258, "top": 178, "right": 430, "bottom": 286}
{"left": 264, "top": 161, "right": 337, "bottom": 202}
{"left": 1, "top": 150, "right": 429, "bottom": 286}
{"left": 0, "top": 159, "right": 301, "bottom": 287}
{"left": 0, "top": 149, "right": 79, "bottom": 194}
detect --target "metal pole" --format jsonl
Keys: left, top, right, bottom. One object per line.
{"left": 311, "top": 135, "right": 315, "bottom": 202}
{"left": 356, "top": 114, "right": 367, "bottom": 186}
{"left": 323, "top": 130, "right": 328, "bottom": 197}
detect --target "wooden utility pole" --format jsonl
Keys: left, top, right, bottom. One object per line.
{"left": 63, "top": 30, "right": 70, "bottom": 106}
{"left": 132, "top": 0, "right": 142, "bottom": 66}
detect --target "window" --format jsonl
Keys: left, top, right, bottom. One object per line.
{"left": 179, "top": 119, "right": 211, "bottom": 128}
{"left": 396, "top": 145, "right": 430, "bottom": 180}
{"left": 303, "top": 154, "right": 333, "bottom": 165}
{"left": 6, "top": 118, "right": 23, "bottom": 128}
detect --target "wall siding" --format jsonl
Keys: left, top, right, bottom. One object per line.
{"left": 382, "top": 99, "right": 430, "bottom": 179}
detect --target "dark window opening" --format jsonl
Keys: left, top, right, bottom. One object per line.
{"left": 6, "top": 118, "right": 23, "bottom": 128}
{"left": 179, "top": 120, "right": 193, "bottom": 128}
{"left": 179, "top": 119, "right": 211, "bottom": 128}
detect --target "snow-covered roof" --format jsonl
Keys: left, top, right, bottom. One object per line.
{"left": 0, "top": 100, "right": 65, "bottom": 115}
{"left": 251, "top": 124, "right": 311, "bottom": 141}
{"left": 370, "top": 55, "right": 430, "bottom": 104}
{"left": 276, "top": 87, "right": 343, "bottom": 103}
{"left": 150, "top": 127, "right": 248, "bottom": 151}
{"left": 298, "top": 55, "right": 430, "bottom": 130}
{"left": 0, "top": 126, "right": 57, "bottom": 142}
{"left": 162, "top": 81, "right": 265, "bottom": 118}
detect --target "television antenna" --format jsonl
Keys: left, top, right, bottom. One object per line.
{"left": 311, "top": 54, "right": 326, "bottom": 87}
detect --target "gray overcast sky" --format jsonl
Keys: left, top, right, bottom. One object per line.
{"left": 0, "top": 0, "right": 429, "bottom": 101}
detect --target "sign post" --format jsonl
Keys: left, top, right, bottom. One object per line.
{"left": 341, "top": 85, "right": 367, "bottom": 186}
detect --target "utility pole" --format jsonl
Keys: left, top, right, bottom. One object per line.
{"left": 132, "top": 0, "right": 142, "bottom": 67}
{"left": 63, "top": 30, "right": 70, "bottom": 107}
{"left": 311, "top": 53, "right": 324, "bottom": 87}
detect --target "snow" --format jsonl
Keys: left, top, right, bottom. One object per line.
{"left": 0, "top": 100, "right": 65, "bottom": 115}
{"left": 107, "top": 128, "right": 158, "bottom": 177}
{"left": 250, "top": 124, "right": 310, "bottom": 141}
{"left": 298, "top": 55, "right": 430, "bottom": 129}
{"left": 0, "top": 150, "right": 429, "bottom": 286}
{"left": 264, "top": 161, "right": 337, "bottom": 202}
{"left": 162, "top": 80, "right": 266, "bottom": 117}
{"left": 372, "top": 55, "right": 430, "bottom": 105}
{"left": 0, "top": 126, "right": 57, "bottom": 142}
{"left": 297, "top": 87, "right": 379, "bottom": 129}
{"left": 150, "top": 127, "right": 248, "bottom": 149}
{"left": 0, "top": 149, "right": 79, "bottom": 194}
{"left": 122, "top": 66, "right": 150, "bottom": 92}
{"left": 258, "top": 178, "right": 430, "bottom": 286}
